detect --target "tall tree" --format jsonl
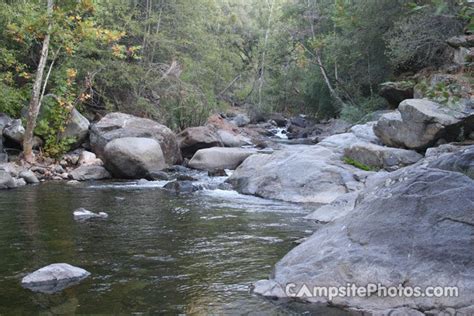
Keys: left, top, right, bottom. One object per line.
{"left": 23, "top": 0, "right": 53, "bottom": 162}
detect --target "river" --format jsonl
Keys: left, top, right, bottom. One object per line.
{"left": 0, "top": 179, "right": 350, "bottom": 314}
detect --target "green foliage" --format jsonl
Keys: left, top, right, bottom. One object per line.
{"left": 343, "top": 157, "right": 376, "bottom": 172}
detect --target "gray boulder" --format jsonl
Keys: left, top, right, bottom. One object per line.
{"left": 163, "top": 180, "right": 197, "bottom": 194}
{"left": 304, "top": 192, "right": 359, "bottom": 223}
{"left": 228, "top": 145, "right": 368, "bottom": 204}
{"left": 90, "top": 112, "right": 181, "bottom": 165}
{"left": 188, "top": 147, "right": 256, "bottom": 171}
{"left": 60, "top": 109, "right": 90, "bottom": 147}
{"left": 0, "top": 170, "right": 16, "bottom": 189}
{"left": 19, "top": 170, "right": 40, "bottom": 184}
{"left": 344, "top": 142, "right": 423, "bottom": 171}
{"left": 77, "top": 150, "right": 103, "bottom": 166}
{"left": 216, "top": 129, "right": 252, "bottom": 147}
{"left": 374, "top": 99, "right": 474, "bottom": 150}
{"left": 0, "top": 114, "right": 12, "bottom": 133}
{"left": 231, "top": 113, "right": 250, "bottom": 127}
{"left": 349, "top": 122, "right": 382, "bottom": 145}
{"left": 21, "top": 263, "right": 90, "bottom": 294}
{"left": 3, "top": 119, "right": 24, "bottom": 144}
{"left": 70, "top": 165, "right": 111, "bottom": 181}
{"left": 177, "top": 126, "right": 223, "bottom": 158}
{"left": 254, "top": 166, "right": 474, "bottom": 313}
{"left": 103, "top": 137, "right": 166, "bottom": 179}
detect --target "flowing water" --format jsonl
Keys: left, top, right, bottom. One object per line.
{"left": 0, "top": 180, "right": 350, "bottom": 315}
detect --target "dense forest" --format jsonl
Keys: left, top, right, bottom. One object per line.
{"left": 0, "top": 0, "right": 472, "bottom": 157}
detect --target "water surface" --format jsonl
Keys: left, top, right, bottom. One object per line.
{"left": 0, "top": 181, "right": 349, "bottom": 315}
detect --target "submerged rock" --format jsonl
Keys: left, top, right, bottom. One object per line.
{"left": 21, "top": 263, "right": 90, "bottom": 294}
{"left": 254, "top": 166, "right": 474, "bottom": 314}
{"left": 163, "top": 180, "right": 197, "bottom": 194}
{"left": 90, "top": 112, "right": 181, "bottom": 165}
{"left": 103, "top": 137, "right": 166, "bottom": 179}
{"left": 73, "top": 208, "right": 108, "bottom": 220}
{"left": 188, "top": 147, "right": 256, "bottom": 171}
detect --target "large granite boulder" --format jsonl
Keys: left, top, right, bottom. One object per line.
{"left": 103, "top": 137, "right": 166, "bottom": 179}
{"left": 70, "top": 165, "right": 111, "bottom": 181}
{"left": 60, "top": 109, "right": 90, "bottom": 147}
{"left": 21, "top": 263, "right": 90, "bottom": 294}
{"left": 254, "top": 166, "right": 474, "bottom": 314}
{"left": 188, "top": 147, "right": 256, "bottom": 171}
{"left": 216, "top": 129, "right": 252, "bottom": 148}
{"left": 227, "top": 145, "right": 368, "bottom": 204}
{"left": 231, "top": 113, "right": 250, "bottom": 127}
{"left": 90, "top": 112, "right": 181, "bottom": 165}
{"left": 177, "top": 126, "right": 223, "bottom": 158}
{"left": 344, "top": 142, "right": 423, "bottom": 171}
{"left": 374, "top": 99, "right": 474, "bottom": 150}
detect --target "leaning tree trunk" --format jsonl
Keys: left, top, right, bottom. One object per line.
{"left": 23, "top": 0, "right": 54, "bottom": 162}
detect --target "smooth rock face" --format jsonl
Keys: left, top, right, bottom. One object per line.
{"left": 344, "top": 142, "right": 423, "bottom": 171}
{"left": 177, "top": 126, "right": 223, "bottom": 158}
{"left": 188, "top": 147, "right": 256, "bottom": 171}
{"left": 374, "top": 99, "right": 473, "bottom": 150}
{"left": 70, "top": 165, "right": 111, "bottom": 181}
{"left": 90, "top": 112, "right": 181, "bottom": 165}
{"left": 0, "top": 170, "right": 16, "bottom": 189}
{"left": 349, "top": 122, "right": 382, "bottom": 145}
{"left": 228, "top": 145, "right": 367, "bottom": 204}
{"left": 61, "top": 109, "right": 90, "bottom": 147}
{"left": 103, "top": 137, "right": 166, "bottom": 179}
{"left": 304, "top": 192, "right": 359, "bottom": 222}
{"left": 21, "top": 263, "right": 90, "bottom": 294}
{"left": 254, "top": 167, "right": 474, "bottom": 313}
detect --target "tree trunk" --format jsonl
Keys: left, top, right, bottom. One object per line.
{"left": 23, "top": 0, "right": 54, "bottom": 162}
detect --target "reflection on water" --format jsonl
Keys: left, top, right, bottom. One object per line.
{"left": 0, "top": 181, "right": 349, "bottom": 315}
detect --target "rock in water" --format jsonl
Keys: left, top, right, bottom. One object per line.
{"left": 254, "top": 166, "right": 474, "bottom": 314}
{"left": 19, "top": 170, "right": 40, "bottom": 184}
{"left": 188, "top": 147, "right": 256, "bottom": 171}
{"left": 21, "top": 263, "right": 90, "bottom": 294}
{"left": 73, "top": 208, "right": 108, "bottom": 220}
{"left": 0, "top": 170, "right": 16, "bottom": 189}
{"left": 90, "top": 112, "right": 181, "bottom": 165}
{"left": 228, "top": 145, "right": 367, "bottom": 204}
{"left": 103, "top": 137, "right": 166, "bottom": 179}
{"left": 70, "top": 165, "right": 111, "bottom": 181}
{"left": 163, "top": 180, "right": 196, "bottom": 194}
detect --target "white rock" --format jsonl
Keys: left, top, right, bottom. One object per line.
{"left": 21, "top": 263, "right": 90, "bottom": 294}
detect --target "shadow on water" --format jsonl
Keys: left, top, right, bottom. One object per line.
{"left": 0, "top": 181, "right": 353, "bottom": 315}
